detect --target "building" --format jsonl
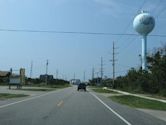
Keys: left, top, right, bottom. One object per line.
{"left": 40, "top": 74, "right": 54, "bottom": 81}
{"left": 70, "top": 79, "right": 81, "bottom": 85}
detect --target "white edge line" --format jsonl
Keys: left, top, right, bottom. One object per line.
{"left": 0, "top": 91, "right": 56, "bottom": 109}
{"left": 90, "top": 92, "right": 132, "bottom": 125}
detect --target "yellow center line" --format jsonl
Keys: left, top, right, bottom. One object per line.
{"left": 57, "top": 100, "right": 64, "bottom": 107}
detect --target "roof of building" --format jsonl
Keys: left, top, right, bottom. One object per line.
{"left": 0, "top": 71, "right": 10, "bottom": 77}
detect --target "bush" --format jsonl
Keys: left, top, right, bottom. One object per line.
{"left": 111, "top": 45, "right": 166, "bottom": 96}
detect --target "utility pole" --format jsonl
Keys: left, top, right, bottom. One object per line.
{"left": 96, "top": 71, "right": 99, "bottom": 85}
{"left": 45, "top": 60, "right": 48, "bottom": 85}
{"left": 110, "top": 42, "right": 118, "bottom": 88}
{"left": 46, "top": 60, "right": 48, "bottom": 75}
{"left": 113, "top": 42, "right": 115, "bottom": 87}
{"left": 101, "top": 57, "right": 103, "bottom": 79}
{"left": 74, "top": 73, "right": 75, "bottom": 80}
{"left": 30, "top": 61, "right": 33, "bottom": 78}
{"left": 83, "top": 71, "right": 86, "bottom": 82}
{"left": 56, "top": 69, "right": 59, "bottom": 79}
{"left": 92, "top": 67, "right": 95, "bottom": 80}
{"left": 100, "top": 57, "right": 104, "bottom": 84}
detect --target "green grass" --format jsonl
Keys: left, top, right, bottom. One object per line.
{"left": 147, "top": 95, "right": 166, "bottom": 100}
{"left": 30, "top": 84, "right": 71, "bottom": 89}
{"left": 20, "top": 88, "right": 54, "bottom": 91}
{"left": 110, "top": 95, "right": 166, "bottom": 111}
{"left": 0, "top": 93, "right": 28, "bottom": 99}
{"left": 92, "top": 88, "right": 118, "bottom": 94}
{"left": 47, "top": 84, "right": 71, "bottom": 89}
{"left": 20, "top": 84, "right": 71, "bottom": 91}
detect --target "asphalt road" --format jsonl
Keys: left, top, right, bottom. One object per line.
{"left": 0, "top": 86, "right": 165, "bottom": 125}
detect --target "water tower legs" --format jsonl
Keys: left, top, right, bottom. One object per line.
{"left": 142, "top": 35, "right": 147, "bottom": 70}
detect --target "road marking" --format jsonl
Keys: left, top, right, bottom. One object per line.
{"left": 57, "top": 100, "right": 63, "bottom": 107}
{"left": 90, "top": 92, "right": 132, "bottom": 125}
{"left": 0, "top": 91, "right": 56, "bottom": 109}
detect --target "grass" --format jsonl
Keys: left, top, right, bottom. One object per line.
{"left": 19, "top": 84, "right": 71, "bottom": 92}
{"left": 0, "top": 93, "right": 28, "bottom": 100}
{"left": 147, "top": 94, "right": 166, "bottom": 100}
{"left": 20, "top": 88, "right": 54, "bottom": 91}
{"left": 110, "top": 95, "right": 166, "bottom": 111}
{"left": 92, "top": 88, "right": 118, "bottom": 94}
{"left": 47, "top": 84, "right": 71, "bottom": 89}
{"left": 29, "top": 84, "right": 71, "bottom": 89}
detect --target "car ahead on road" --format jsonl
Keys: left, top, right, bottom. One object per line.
{"left": 77, "top": 83, "right": 86, "bottom": 91}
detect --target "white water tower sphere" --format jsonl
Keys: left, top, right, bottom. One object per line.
{"left": 133, "top": 12, "right": 155, "bottom": 36}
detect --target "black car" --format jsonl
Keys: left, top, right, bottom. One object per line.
{"left": 77, "top": 83, "right": 86, "bottom": 91}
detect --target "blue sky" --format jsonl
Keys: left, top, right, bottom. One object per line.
{"left": 0, "top": 0, "right": 166, "bottom": 81}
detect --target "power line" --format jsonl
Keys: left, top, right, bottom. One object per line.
{"left": 119, "top": 0, "right": 166, "bottom": 56}
{"left": 151, "top": 0, "right": 162, "bottom": 15}
{"left": 0, "top": 28, "right": 137, "bottom": 35}
{"left": 0, "top": 28, "right": 165, "bottom": 37}
{"left": 119, "top": 37, "right": 139, "bottom": 58}
{"left": 118, "top": 0, "right": 147, "bottom": 46}
{"left": 156, "top": 7, "right": 166, "bottom": 19}
{"left": 122, "top": 0, "right": 146, "bottom": 33}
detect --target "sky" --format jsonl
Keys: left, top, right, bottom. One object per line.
{"left": 0, "top": 0, "right": 166, "bottom": 81}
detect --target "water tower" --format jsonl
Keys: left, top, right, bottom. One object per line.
{"left": 133, "top": 11, "right": 155, "bottom": 70}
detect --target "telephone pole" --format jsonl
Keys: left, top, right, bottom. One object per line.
{"left": 56, "top": 69, "right": 59, "bottom": 79}
{"left": 110, "top": 42, "right": 118, "bottom": 88}
{"left": 74, "top": 73, "right": 75, "bottom": 80}
{"left": 83, "top": 71, "right": 86, "bottom": 82}
{"left": 46, "top": 60, "right": 48, "bottom": 75}
{"left": 100, "top": 57, "right": 104, "bottom": 85}
{"left": 101, "top": 57, "right": 103, "bottom": 79}
{"left": 45, "top": 60, "right": 48, "bottom": 85}
{"left": 92, "top": 67, "right": 95, "bottom": 80}
{"left": 30, "top": 61, "right": 33, "bottom": 78}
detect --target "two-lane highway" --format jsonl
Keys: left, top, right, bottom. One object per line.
{"left": 0, "top": 86, "right": 165, "bottom": 125}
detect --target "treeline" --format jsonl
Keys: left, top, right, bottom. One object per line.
{"left": 27, "top": 78, "right": 69, "bottom": 85}
{"left": 90, "top": 45, "right": 166, "bottom": 96}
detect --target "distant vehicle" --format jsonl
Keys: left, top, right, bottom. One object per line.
{"left": 77, "top": 83, "right": 86, "bottom": 91}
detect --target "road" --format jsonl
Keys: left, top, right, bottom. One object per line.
{"left": 0, "top": 86, "right": 165, "bottom": 125}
